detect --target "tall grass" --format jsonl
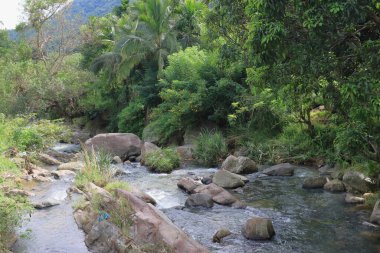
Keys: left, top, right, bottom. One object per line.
{"left": 75, "top": 148, "right": 114, "bottom": 189}
{"left": 194, "top": 129, "right": 228, "bottom": 167}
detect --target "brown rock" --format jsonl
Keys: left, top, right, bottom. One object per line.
{"left": 185, "top": 193, "right": 214, "bottom": 208}
{"left": 177, "top": 177, "right": 202, "bottom": 194}
{"left": 370, "top": 200, "right": 380, "bottom": 225}
{"left": 345, "top": 193, "right": 365, "bottom": 204}
{"left": 242, "top": 218, "right": 275, "bottom": 240}
{"left": 38, "top": 153, "right": 62, "bottom": 166}
{"left": 302, "top": 176, "right": 327, "bottom": 189}
{"left": 117, "top": 189, "right": 209, "bottom": 253}
{"left": 176, "top": 145, "right": 194, "bottom": 162}
{"left": 212, "top": 169, "right": 247, "bottom": 189}
{"left": 212, "top": 228, "right": 232, "bottom": 243}
{"left": 58, "top": 161, "right": 84, "bottom": 172}
{"left": 193, "top": 183, "right": 240, "bottom": 206}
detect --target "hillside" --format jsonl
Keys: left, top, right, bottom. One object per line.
{"left": 69, "top": 0, "right": 121, "bottom": 19}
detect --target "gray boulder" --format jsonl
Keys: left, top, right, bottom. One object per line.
{"left": 212, "top": 169, "right": 247, "bottom": 189}
{"left": 242, "top": 218, "right": 275, "bottom": 240}
{"left": 302, "top": 176, "right": 327, "bottom": 189}
{"left": 323, "top": 179, "right": 346, "bottom": 192}
{"left": 85, "top": 133, "right": 142, "bottom": 161}
{"left": 342, "top": 171, "right": 376, "bottom": 194}
{"left": 262, "top": 163, "right": 295, "bottom": 176}
{"left": 370, "top": 200, "right": 380, "bottom": 225}
{"left": 185, "top": 193, "right": 214, "bottom": 208}
{"left": 58, "top": 161, "right": 84, "bottom": 172}
{"left": 177, "top": 177, "right": 202, "bottom": 194}
{"left": 176, "top": 145, "right": 194, "bottom": 162}
{"left": 221, "top": 155, "right": 257, "bottom": 174}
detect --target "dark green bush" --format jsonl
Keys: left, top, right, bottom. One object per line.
{"left": 117, "top": 100, "right": 145, "bottom": 136}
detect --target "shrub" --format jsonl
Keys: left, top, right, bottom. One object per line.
{"left": 75, "top": 149, "right": 114, "bottom": 189}
{"left": 194, "top": 130, "right": 228, "bottom": 166}
{"left": 144, "top": 148, "right": 180, "bottom": 173}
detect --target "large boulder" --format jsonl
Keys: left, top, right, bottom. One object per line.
{"left": 302, "top": 176, "right": 327, "bottom": 189}
{"left": 176, "top": 145, "right": 194, "bottom": 162}
{"left": 140, "top": 142, "right": 161, "bottom": 165}
{"left": 177, "top": 177, "right": 202, "bottom": 194}
{"left": 85, "top": 133, "right": 143, "bottom": 161}
{"left": 370, "top": 200, "right": 380, "bottom": 225}
{"left": 193, "top": 183, "right": 240, "bottom": 206}
{"left": 58, "top": 161, "right": 84, "bottom": 172}
{"left": 185, "top": 193, "right": 214, "bottom": 208}
{"left": 221, "top": 155, "right": 258, "bottom": 174}
{"left": 212, "top": 169, "right": 247, "bottom": 189}
{"left": 323, "top": 179, "right": 346, "bottom": 192}
{"left": 242, "top": 218, "right": 275, "bottom": 240}
{"left": 116, "top": 189, "right": 209, "bottom": 253}
{"left": 342, "top": 171, "right": 376, "bottom": 194}
{"left": 262, "top": 163, "right": 295, "bottom": 176}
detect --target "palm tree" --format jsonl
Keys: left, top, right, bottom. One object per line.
{"left": 94, "top": 0, "right": 178, "bottom": 82}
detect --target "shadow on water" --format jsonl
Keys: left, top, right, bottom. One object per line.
{"left": 121, "top": 164, "right": 380, "bottom": 253}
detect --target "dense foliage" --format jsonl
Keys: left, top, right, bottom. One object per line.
{"left": 1, "top": 0, "right": 380, "bottom": 174}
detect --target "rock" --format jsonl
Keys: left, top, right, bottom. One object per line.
{"left": 5, "top": 189, "right": 35, "bottom": 197}
{"left": 370, "top": 200, "right": 380, "bottom": 225}
{"left": 113, "top": 168, "right": 127, "bottom": 177}
{"left": 242, "top": 218, "right": 275, "bottom": 240}
{"left": 176, "top": 145, "right": 194, "bottom": 162}
{"left": 33, "top": 200, "right": 60, "bottom": 209}
{"left": 232, "top": 200, "right": 247, "bottom": 209}
{"left": 116, "top": 189, "right": 209, "bottom": 253}
{"left": 331, "top": 170, "right": 344, "bottom": 180}
{"left": 193, "top": 183, "right": 240, "bottom": 206}
{"left": 343, "top": 171, "right": 376, "bottom": 194}
{"left": 323, "top": 179, "right": 346, "bottom": 192}
{"left": 86, "top": 183, "right": 113, "bottom": 204}
{"left": 302, "top": 176, "right": 327, "bottom": 189}
{"left": 30, "top": 164, "right": 50, "bottom": 177}
{"left": 140, "top": 142, "right": 161, "bottom": 165}
{"left": 212, "top": 228, "right": 232, "bottom": 243}
{"left": 45, "top": 149, "right": 75, "bottom": 163}
{"left": 345, "top": 193, "right": 365, "bottom": 204}
{"left": 112, "top": 156, "right": 122, "bottom": 164}
{"left": 38, "top": 153, "right": 62, "bottom": 165}
{"left": 85, "top": 133, "right": 143, "bottom": 161}
{"left": 262, "top": 163, "right": 295, "bottom": 176}
{"left": 212, "top": 169, "right": 247, "bottom": 189}
{"left": 51, "top": 170, "right": 76, "bottom": 179}
{"left": 58, "top": 161, "right": 84, "bottom": 172}
{"left": 130, "top": 188, "right": 157, "bottom": 205}
{"left": 364, "top": 193, "right": 375, "bottom": 201}
{"left": 221, "top": 155, "right": 258, "bottom": 174}
{"left": 177, "top": 177, "right": 202, "bottom": 194}
{"left": 201, "top": 176, "right": 213, "bottom": 185}
{"left": 85, "top": 220, "right": 131, "bottom": 253}
{"left": 33, "top": 176, "right": 52, "bottom": 182}
{"left": 185, "top": 193, "right": 214, "bottom": 208}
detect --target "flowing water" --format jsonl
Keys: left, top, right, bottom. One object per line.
{"left": 11, "top": 146, "right": 380, "bottom": 253}
{"left": 120, "top": 163, "right": 380, "bottom": 253}
{"left": 12, "top": 144, "right": 89, "bottom": 253}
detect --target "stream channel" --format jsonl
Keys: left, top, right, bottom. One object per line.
{"left": 11, "top": 144, "right": 380, "bottom": 253}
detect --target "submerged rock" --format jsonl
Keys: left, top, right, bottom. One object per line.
{"left": 85, "top": 133, "right": 143, "bottom": 161}
{"left": 221, "top": 155, "right": 258, "bottom": 174}
{"left": 370, "top": 200, "right": 380, "bottom": 225}
{"left": 262, "top": 163, "right": 295, "bottom": 176}
{"left": 212, "top": 228, "right": 232, "bottom": 243}
{"left": 185, "top": 193, "right": 214, "bottom": 208}
{"left": 33, "top": 200, "right": 60, "bottom": 209}
{"left": 242, "top": 218, "right": 275, "bottom": 240}
{"left": 323, "top": 179, "right": 346, "bottom": 192}
{"left": 343, "top": 171, "right": 376, "bottom": 194}
{"left": 302, "top": 176, "right": 327, "bottom": 189}
{"left": 212, "top": 169, "right": 247, "bottom": 189}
